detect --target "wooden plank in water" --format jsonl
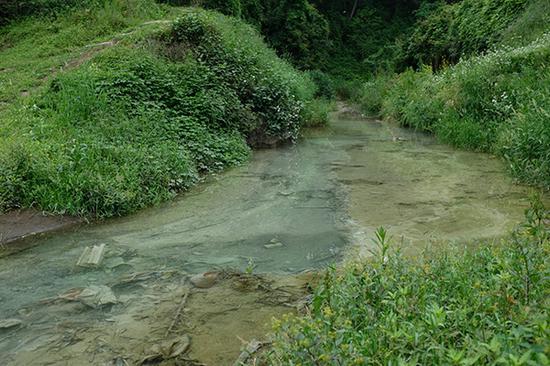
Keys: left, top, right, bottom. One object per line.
{"left": 77, "top": 244, "right": 106, "bottom": 267}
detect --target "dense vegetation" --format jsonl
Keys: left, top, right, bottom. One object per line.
{"left": 358, "top": 1, "right": 550, "bottom": 189}
{"left": 174, "top": 0, "right": 417, "bottom": 74}
{"left": 0, "top": 2, "right": 319, "bottom": 217}
{"left": 271, "top": 197, "right": 549, "bottom": 365}
{"left": 1, "top": 1, "right": 549, "bottom": 364}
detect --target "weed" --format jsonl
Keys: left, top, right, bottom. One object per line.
{"left": 270, "top": 198, "right": 550, "bottom": 365}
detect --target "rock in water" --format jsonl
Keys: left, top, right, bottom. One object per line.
{"left": 78, "top": 285, "right": 117, "bottom": 308}
{"left": 264, "top": 242, "right": 283, "bottom": 249}
{"left": 76, "top": 244, "right": 106, "bottom": 268}
{"left": 190, "top": 272, "right": 218, "bottom": 289}
{"left": 141, "top": 335, "right": 191, "bottom": 364}
{"left": 0, "top": 318, "right": 22, "bottom": 329}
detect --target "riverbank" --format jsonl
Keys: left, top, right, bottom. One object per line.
{"left": 269, "top": 198, "right": 549, "bottom": 365}
{"left": 357, "top": 32, "right": 550, "bottom": 190}
{"left": 0, "top": 105, "right": 540, "bottom": 364}
{"left": 0, "top": 209, "right": 81, "bottom": 256}
{"left": 0, "top": 4, "right": 324, "bottom": 219}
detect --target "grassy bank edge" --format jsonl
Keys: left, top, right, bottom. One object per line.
{"left": 267, "top": 194, "right": 549, "bottom": 365}
{"left": 355, "top": 33, "right": 550, "bottom": 190}
{"left": 0, "top": 3, "right": 331, "bottom": 218}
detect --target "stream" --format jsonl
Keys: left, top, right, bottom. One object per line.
{"left": 0, "top": 107, "right": 531, "bottom": 365}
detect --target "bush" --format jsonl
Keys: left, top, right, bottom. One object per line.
{"left": 261, "top": 0, "right": 330, "bottom": 70}
{"left": 307, "top": 70, "right": 335, "bottom": 100}
{"left": 358, "top": 73, "right": 394, "bottom": 117}
{"left": 302, "top": 98, "right": 334, "bottom": 128}
{"left": 401, "top": 0, "right": 533, "bottom": 71}
{"left": 167, "top": 10, "right": 313, "bottom": 145}
{"left": 382, "top": 68, "right": 443, "bottom": 132}
{"left": 271, "top": 198, "right": 550, "bottom": 365}
{"left": 333, "top": 78, "right": 363, "bottom": 101}
{"left": 366, "top": 34, "right": 550, "bottom": 188}
{"left": 498, "top": 94, "right": 550, "bottom": 189}
{"left": 0, "top": 7, "right": 315, "bottom": 217}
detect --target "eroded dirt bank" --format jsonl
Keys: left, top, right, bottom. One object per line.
{"left": 0, "top": 210, "right": 80, "bottom": 256}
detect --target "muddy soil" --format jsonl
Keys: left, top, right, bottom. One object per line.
{"left": 0, "top": 210, "right": 80, "bottom": 255}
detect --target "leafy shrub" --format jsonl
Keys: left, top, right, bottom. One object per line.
{"left": 302, "top": 98, "right": 334, "bottom": 128}
{"left": 0, "top": 7, "right": 314, "bottom": 217}
{"left": 366, "top": 34, "right": 550, "bottom": 188}
{"left": 358, "top": 73, "right": 394, "bottom": 117}
{"left": 333, "top": 78, "right": 363, "bottom": 101}
{"left": 307, "top": 70, "right": 335, "bottom": 100}
{"left": 271, "top": 198, "right": 550, "bottom": 365}
{"left": 498, "top": 94, "right": 550, "bottom": 189}
{"left": 261, "top": 0, "right": 330, "bottom": 70}
{"left": 168, "top": 10, "right": 313, "bottom": 145}
{"left": 381, "top": 68, "right": 443, "bottom": 132}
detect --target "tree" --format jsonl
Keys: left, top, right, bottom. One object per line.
{"left": 262, "top": 0, "right": 330, "bottom": 69}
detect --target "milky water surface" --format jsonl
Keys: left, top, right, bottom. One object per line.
{"left": 0, "top": 110, "right": 533, "bottom": 364}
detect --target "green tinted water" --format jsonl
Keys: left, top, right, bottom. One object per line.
{"left": 0, "top": 109, "right": 532, "bottom": 364}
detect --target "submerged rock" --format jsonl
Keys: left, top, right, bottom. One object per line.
{"left": 78, "top": 285, "right": 117, "bottom": 308}
{"left": 141, "top": 335, "right": 190, "bottom": 364}
{"left": 264, "top": 242, "right": 284, "bottom": 249}
{"left": 0, "top": 318, "right": 22, "bottom": 329}
{"left": 190, "top": 272, "right": 218, "bottom": 289}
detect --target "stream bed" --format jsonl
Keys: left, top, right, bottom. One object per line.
{"left": 0, "top": 107, "right": 531, "bottom": 365}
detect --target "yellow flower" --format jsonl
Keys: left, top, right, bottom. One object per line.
{"left": 323, "top": 306, "right": 333, "bottom": 317}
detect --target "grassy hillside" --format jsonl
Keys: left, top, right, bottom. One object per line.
{"left": 0, "top": 1, "right": 319, "bottom": 217}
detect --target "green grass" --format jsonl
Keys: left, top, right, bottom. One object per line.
{"left": 0, "top": 0, "right": 177, "bottom": 110}
{"left": 0, "top": 2, "right": 323, "bottom": 217}
{"left": 358, "top": 33, "right": 550, "bottom": 189}
{"left": 270, "top": 196, "right": 550, "bottom": 365}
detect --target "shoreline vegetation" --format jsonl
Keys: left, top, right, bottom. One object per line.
{"left": 0, "top": 4, "right": 329, "bottom": 218}
{"left": 356, "top": 32, "right": 550, "bottom": 190}
{"left": 1, "top": 0, "right": 548, "bottom": 219}
{"left": 1, "top": 1, "right": 549, "bottom": 364}
{"left": 269, "top": 196, "right": 549, "bottom": 365}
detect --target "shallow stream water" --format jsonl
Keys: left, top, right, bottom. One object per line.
{"left": 0, "top": 108, "right": 532, "bottom": 365}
